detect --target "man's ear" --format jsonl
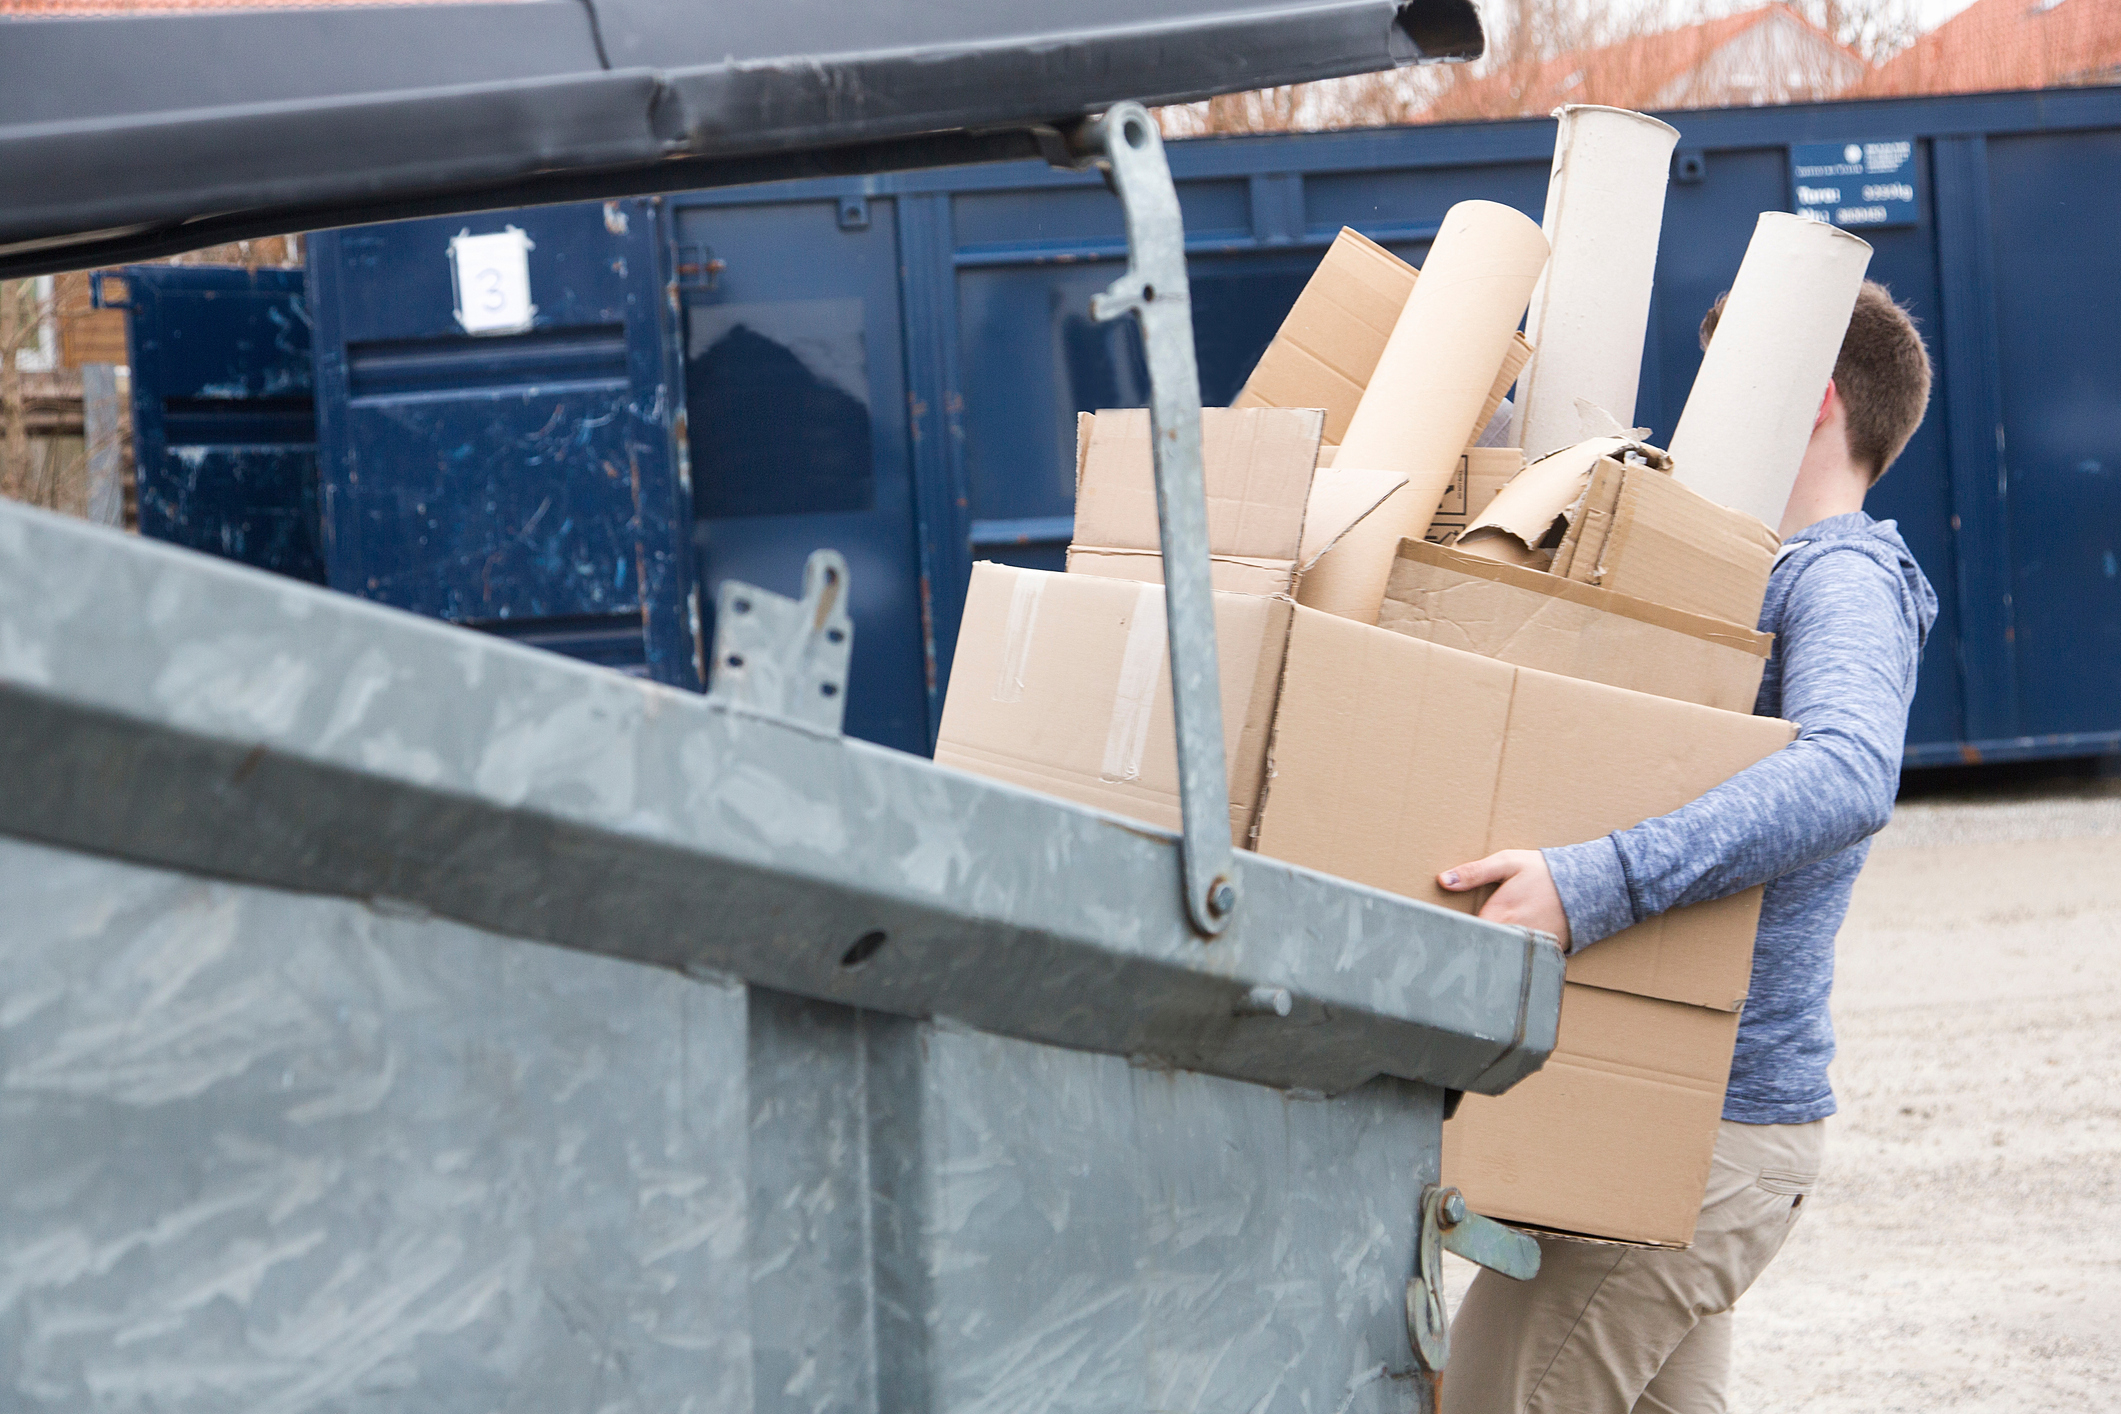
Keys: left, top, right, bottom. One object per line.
{"left": 1814, "top": 377, "right": 1838, "bottom": 431}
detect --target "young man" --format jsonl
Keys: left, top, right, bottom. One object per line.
{"left": 1438, "top": 281, "right": 1940, "bottom": 1414}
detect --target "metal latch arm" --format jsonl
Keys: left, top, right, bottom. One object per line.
{"left": 1062, "top": 101, "right": 1238, "bottom": 937}
{"left": 1407, "top": 1184, "right": 1541, "bottom": 1387}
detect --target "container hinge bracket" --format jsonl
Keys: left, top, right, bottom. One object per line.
{"left": 1057, "top": 100, "right": 1237, "bottom": 938}
{"left": 706, "top": 549, "right": 853, "bottom": 735}
{"left": 1407, "top": 1184, "right": 1542, "bottom": 1388}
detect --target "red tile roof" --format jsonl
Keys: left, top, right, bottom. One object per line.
{"left": 1857, "top": 0, "right": 2121, "bottom": 96}
{"left": 1417, "top": 4, "right": 1862, "bottom": 122}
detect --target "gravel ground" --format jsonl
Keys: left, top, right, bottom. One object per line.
{"left": 1445, "top": 775, "right": 2121, "bottom": 1409}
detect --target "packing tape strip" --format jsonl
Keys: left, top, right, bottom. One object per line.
{"left": 992, "top": 572, "right": 1044, "bottom": 703}
{"left": 1100, "top": 582, "right": 1167, "bottom": 784}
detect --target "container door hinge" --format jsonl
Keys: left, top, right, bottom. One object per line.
{"left": 1407, "top": 1185, "right": 1541, "bottom": 1392}
{"left": 706, "top": 550, "right": 853, "bottom": 735}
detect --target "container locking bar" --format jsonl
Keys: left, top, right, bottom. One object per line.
{"left": 1065, "top": 101, "right": 1237, "bottom": 937}
{"left": 1406, "top": 1184, "right": 1542, "bottom": 1397}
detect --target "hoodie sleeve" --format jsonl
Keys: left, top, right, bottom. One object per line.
{"left": 1541, "top": 545, "right": 1921, "bottom": 951}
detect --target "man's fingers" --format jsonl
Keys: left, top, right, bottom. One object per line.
{"left": 1439, "top": 852, "right": 1519, "bottom": 891}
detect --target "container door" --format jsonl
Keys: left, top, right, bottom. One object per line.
{"left": 308, "top": 199, "right": 698, "bottom": 687}
{"left": 122, "top": 265, "right": 322, "bottom": 581}
{"left": 1986, "top": 127, "right": 2121, "bottom": 748}
{"left": 671, "top": 196, "right": 929, "bottom": 753}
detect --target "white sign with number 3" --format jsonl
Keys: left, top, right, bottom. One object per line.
{"left": 449, "top": 227, "right": 536, "bottom": 335}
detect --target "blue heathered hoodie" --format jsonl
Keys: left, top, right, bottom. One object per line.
{"left": 1542, "top": 512, "right": 1939, "bottom": 1125}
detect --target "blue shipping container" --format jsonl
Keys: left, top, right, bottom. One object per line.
{"left": 140, "top": 86, "right": 2121, "bottom": 768}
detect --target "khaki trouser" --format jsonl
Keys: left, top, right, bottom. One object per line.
{"left": 1442, "top": 1119, "right": 1826, "bottom": 1414}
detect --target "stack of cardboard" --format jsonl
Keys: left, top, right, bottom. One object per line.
{"left": 938, "top": 398, "right": 1790, "bottom": 1248}
{"left": 939, "top": 118, "right": 1864, "bottom": 1246}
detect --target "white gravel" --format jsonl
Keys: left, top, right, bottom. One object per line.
{"left": 1446, "top": 779, "right": 2121, "bottom": 1408}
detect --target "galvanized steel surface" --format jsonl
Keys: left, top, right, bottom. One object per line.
{"left": 0, "top": 834, "right": 1450, "bottom": 1411}
{"left": 0, "top": 499, "right": 1561, "bottom": 1097}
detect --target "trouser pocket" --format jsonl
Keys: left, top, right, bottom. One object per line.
{"left": 1755, "top": 1166, "right": 1819, "bottom": 1223}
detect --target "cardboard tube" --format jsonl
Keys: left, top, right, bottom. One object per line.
{"left": 1511, "top": 106, "right": 1679, "bottom": 461}
{"left": 1668, "top": 213, "right": 1873, "bottom": 528}
{"left": 1297, "top": 200, "right": 1549, "bottom": 622}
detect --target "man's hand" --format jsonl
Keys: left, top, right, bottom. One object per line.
{"left": 1439, "top": 850, "right": 1572, "bottom": 951}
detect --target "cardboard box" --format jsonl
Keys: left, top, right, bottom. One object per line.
{"left": 1313, "top": 445, "right": 1519, "bottom": 545}
{"left": 937, "top": 562, "right": 1793, "bottom": 1245}
{"left": 1066, "top": 408, "right": 1405, "bottom": 597}
{"left": 1552, "top": 455, "right": 1782, "bottom": 631}
{"left": 1455, "top": 436, "right": 1670, "bottom": 570}
{"left": 1233, "top": 227, "right": 1532, "bottom": 448}
{"left": 942, "top": 402, "right": 1795, "bottom": 1245}
{"left": 1423, "top": 448, "right": 1523, "bottom": 543}
{"left": 1446, "top": 985, "right": 1742, "bottom": 1246}
{"left": 1380, "top": 538, "right": 1772, "bottom": 713}
{"left": 935, "top": 566, "right": 1289, "bottom": 842}
{"left": 1242, "top": 608, "right": 1792, "bottom": 1247}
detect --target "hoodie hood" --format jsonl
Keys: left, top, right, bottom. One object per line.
{"left": 1773, "top": 511, "right": 1940, "bottom": 654}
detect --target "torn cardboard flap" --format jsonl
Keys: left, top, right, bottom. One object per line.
{"left": 1570, "top": 396, "right": 1651, "bottom": 444}
{"left": 1324, "top": 445, "right": 1521, "bottom": 542}
{"left": 1553, "top": 455, "right": 1783, "bottom": 629}
{"left": 1381, "top": 538, "right": 1771, "bottom": 714}
{"left": 1066, "top": 406, "right": 1403, "bottom": 596}
{"left": 1235, "top": 226, "right": 1533, "bottom": 448}
{"left": 1298, "top": 465, "right": 1410, "bottom": 570}
{"left": 1424, "top": 447, "right": 1524, "bottom": 543}
{"left": 1454, "top": 436, "right": 1670, "bottom": 564}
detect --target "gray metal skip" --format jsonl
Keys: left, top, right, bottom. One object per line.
{"left": 0, "top": 496, "right": 1560, "bottom": 1410}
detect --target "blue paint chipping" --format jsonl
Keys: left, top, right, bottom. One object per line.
{"left": 124, "top": 265, "right": 325, "bottom": 584}
{"left": 307, "top": 198, "right": 700, "bottom": 688}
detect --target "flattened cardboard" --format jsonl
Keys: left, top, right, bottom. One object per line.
{"left": 1065, "top": 407, "right": 1401, "bottom": 597}
{"left": 1234, "top": 226, "right": 1532, "bottom": 447}
{"left": 1554, "top": 456, "right": 1782, "bottom": 630}
{"left": 934, "top": 564, "right": 1289, "bottom": 842}
{"left": 1380, "top": 538, "right": 1771, "bottom": 714}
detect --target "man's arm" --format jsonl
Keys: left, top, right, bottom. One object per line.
{"left": 1442, "top": 546, "right": 1921, "bottom": 951}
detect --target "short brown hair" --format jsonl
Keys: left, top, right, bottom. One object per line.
{"left": 1699, "top": 280, "right": 1932, "bottom": 483}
